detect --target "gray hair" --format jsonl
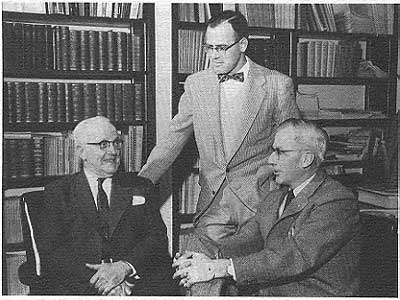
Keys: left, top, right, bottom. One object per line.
{"left": 73, "top": 116, "right": 116, "bottom": 146}
{"left": 277, "top": 118, "right": 329, "bottom": 164}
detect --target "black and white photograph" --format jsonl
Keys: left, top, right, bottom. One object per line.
{"left": 2, "top": 1, "right": 398, "bottom": 297}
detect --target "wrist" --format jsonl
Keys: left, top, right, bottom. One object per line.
{"left": 214, "top": 259, "right": 232, "bottom": 279}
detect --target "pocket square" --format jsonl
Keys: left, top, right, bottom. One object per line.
{"left": 132, "top": 196, "right": 146, "bottom": 205}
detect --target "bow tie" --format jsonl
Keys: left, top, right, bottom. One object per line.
{"left": 218, "top": 72, "right": 244, "bottom": 83}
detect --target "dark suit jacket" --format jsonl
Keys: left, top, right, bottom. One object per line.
{"left": 217, "top": 170, "right": 360, "bottom": 296}
{"left": 36, "top": 171, "right": 175, "bottom": 295}
{"left": 140, "top": 58, "right": 300, "bottom": 231}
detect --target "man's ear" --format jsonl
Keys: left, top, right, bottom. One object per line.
{"left": 301, "top": 152, "right": 315, "bottom": 169}
{"left": 76, "top": 145, "right": 85, "bottom": 161}
{"left": 239, "top": 37, "right": 248, "bottom": 53}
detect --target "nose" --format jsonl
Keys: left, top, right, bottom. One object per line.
{"left": 209, "top": 49, "right": 221, "bottom": 59}
{"left": 268, "top": 151, "right": 277, "bottom": 165}
{"left": 105, "top": 143, "right": 118, "bottom": 154}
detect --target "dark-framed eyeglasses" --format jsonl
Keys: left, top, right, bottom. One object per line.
{"left": 202, "top": 39, "right": 242, "bottom": 55}
{"left": 86, "top": 138, "right": 123, "bottom": 150}
{"left": 271, "top": 146, "right": 308, "bottom": 158}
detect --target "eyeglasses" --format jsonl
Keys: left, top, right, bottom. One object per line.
{"left": 86, "top": 138, "right": 123, "bottom": 150}
{"left": 202, "top": 39, "right": 241, "bottom": 55}
{"left": 271, "top": 147, "right": 309, "bottom": 158}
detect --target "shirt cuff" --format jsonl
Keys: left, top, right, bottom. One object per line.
{"left": 228, "top": 258, "right": 237, "bottom": 281}
{"left": 123, "top": 261, "right": 140, "bottom": 280}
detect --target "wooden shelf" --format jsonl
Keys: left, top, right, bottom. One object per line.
{"left": 296, "top": 77, "right": 389, "bottom": 85}
{"left": 2, "top": 11, "right": 145, "bottom": 28}
{"left": 4, "top": 121, "right": 146, "bottom": 132}
{"left": 295, "top": 29, "right": 395, "bottom": 40}
{"left": 4, "top": 70, "right": 146, "bottom": 80}
{"left": 3, "top": 176, "right": 64, "bottom": 189}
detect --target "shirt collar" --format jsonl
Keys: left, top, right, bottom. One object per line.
{"left": 83, "top": 168, "right": 112, "bottom": 182}
{"left": 237, "top": 56, "right": 249, "bottom": 81}
{"left": 292, "top": 173, "right": 316, "bottom": 197}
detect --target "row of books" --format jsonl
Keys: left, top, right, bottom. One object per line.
{"left": 298, "top": 4, "right": 394, "bottom": 34}
{"left": 3, "top": 2, "right": 144, "bottom": 19}
{"left": 3, "top": 22, "right": 143, "bottom": 72}
{"left": 178, "top": 29, "right": 209, "bottom": 74}
{"left": 297, "top": 40, "right": 362, "bottom": 78}
{"left": 3, "top": 127, "right": 144, "bottom": 179}
{"left": 234, "top": 4, "right": 295, "bottom": 29}
{"left": 3, "top": 81, "right": 144, "bottom": 124}
{"left": 179, "top": 172, "right": 200, "bottom": 214}
{"left": 326, "top": 129, "right": 371, "bottom": 161}
{"left": 177, "top": 3, "right": 212, "bottom": 23}
{"left": 247, "top": 35, "right": 290, "bottom": 75}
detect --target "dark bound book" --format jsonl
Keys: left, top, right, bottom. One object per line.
{"left": 47, "top": 82, "right": 57, "bottom": 122}
{"left": 107, "top": 31, "right": 117, "bottom": 71}
{"left": 113, "top": 83, "right": 123, "bottom": 121}
{"left": 88, "top": 30, "right": 99, "bottom": 71}
{"left": 116, "top": 31, "right": 128, "bottom": 71}
{"left": 60, "top": 26, "right": 70, "bottom": 71}
{"left": 44, "top": 25, "right": 54, "bottom": 70}
{"left": 3, "top": 22, "right": 14, "bottom": 71}
{"left": 34, "top": 25, "right": 47, "bottom": 70}
{"left": 98, "top": 31, "right": 108, "bottom": 71}
{"left": 4, "top": 81, "right": 16, "bottom": 124}
{"left": 25, "top": 82, "right": 39, "bottom": 122}
{"left": 72, "top": 83, "right": 83, "bottom": 122}
{"left": 56, "top": 82, "right": 66, "bottom": 122}
{"left": 131, "top": 31, "right": 143, "bottom": 71}
{"left": 105, "top": 83, "right": 115, "bottom": 121}
{"left": 13, "top": 23, "right": 24, "bottom": 70}
{"left": 83, "top": 83, "right": 96, "bottom": 118}
{"left": 54, "top": 26, "right": 62, "bottom": 70}
{"left": 69, "top": 30, "right": 81, "bottom": 70}
{"left": 38, "top": 82, "right": 48, "bottom": 123}
{"left": 32, "top": 135, "right": 45, "bottom": 177}
{"left": 122, "top": 83, "right": 134, "bottom": 122}
{"left": 134, "top": 83, "right": 144, "bottom": 121}
{"left": 64, "top": 83, "right": 73, "bottom": 122}
{"left": 23, "top": 24, "right": 34, "bottom": 70}
{"left": 20, "top": 139, "right": 34, "bottom": 178}
{"left": 15, "top": 82, "right": 25, "bottom": 123}
{"left": 8, "top": 139, "right": 19, "bottom": 178}
{"left": 95, "top": 83, "right": 107, "bottom": 116}
{"left": 80, "top": 30, "right": 90, "bottom": 71}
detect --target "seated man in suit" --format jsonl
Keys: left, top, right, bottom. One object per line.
{"left": 173, "top": 118, "right": 360, "bottom": 296}
{"left": 36, "top": 116, "right": 175, "bottom": 295}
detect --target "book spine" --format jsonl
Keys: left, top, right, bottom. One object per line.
{"left": 72, "top": 83, "right": 83, "bottom": 122}
{"left": 95, "top": 83, "right": 107, "bottom": 116}
{"left": 32, "top": 135, "right": 45, "bottom": 176}
{"left": 56, "top": 82, "right": 66, "bottom": 122}
{"left": 23, "top": 24, "right": 34, "bottom": 70}
{"left": 15, "top": 82, "right": 25, "bottom": 123}
{"left": 122, "top": 83, "right": 134, "bottom": 121}
{"left": 98, "top": 31, "right": 108, "bottom": 71}
{"left": 38, "top": 82, "right": 48, "bottom": 122}
{"left": 20, "top": 139, "right": 33, "bottom": 178}
{"left": 25, "top": 82, "right": 39, "bottom": 122}
{"left": 134, "top": 83, "right": 144, "bottom": 121}
{"left": 69, "top": 30, "right": 80, "bottom": 71}
{"left": 14, "top": 23, "right": 24, "bottom": 70}
{"left": 80, "top": 30, "right": 89, "bottom": 71}
{"left": 88, "top": 30, "right": 99, "bottom": 71}
{"left": 105, "top": 83, "right": 115, "bottom": 121}
{"left": 83, "top": 83, "right": 96, "bottom": 119}
{"left": 113, "top": 83, "right": 123, "bottom": 121}
{"left": 5, "top": 82, "right": 16, "bottom": 124}
{"left": 107, "top": 31, "right": 117, "bottom": 71}
{"left": 47, "top": 82, "right": 57, "bottom": 122}
{"left": 64, "top": 83, "right": 73, "bottom": 122}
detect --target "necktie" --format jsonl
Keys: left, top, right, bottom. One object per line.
{"left": 97, "top": 178, "right": 110, "bottom": 240}
{"left": 218, "top": 72, "right": 244, "bottom": 83}
{"left": 284, "top": 189, "right": 295, "bottom": 212}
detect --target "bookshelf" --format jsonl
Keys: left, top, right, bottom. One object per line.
{"left": 2, "top": 3, "right": 155, "bottom": 295}
{"left": 171, "top": 3, "right": 398, "bottom": 254}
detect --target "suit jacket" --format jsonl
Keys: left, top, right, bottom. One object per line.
{"left": 36, "top": 172, "right": 175, "bottom": 295}
{"left": 217, "top": 170, "right": 360, "bottom": 296}
{"left": 140, "top": 58, "right": 300, "bottom": 225}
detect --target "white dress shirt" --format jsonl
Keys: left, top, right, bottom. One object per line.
{"left": 84, "top": 168, "right": 112, "bottom": 208}
{"left": 220, "top": 57, "right": 250, "bottom": 158}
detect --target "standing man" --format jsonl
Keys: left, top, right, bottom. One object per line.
{"left": 140, "top": 10, "right": 300, "bottom": 245}
{"left": 35, "top": 116, "right": 175, "bottom": 295}
{"left": 173, "top": 119, "right": 360, "bottom": 296}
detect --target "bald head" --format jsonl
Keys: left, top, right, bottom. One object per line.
{"left": 73, "top": 116, "right": 118, "bottom": 146}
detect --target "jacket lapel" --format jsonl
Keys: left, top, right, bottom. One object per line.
{"left": 198, "top": 70, "right": 227, "bottom": 162}
{"left": 70, "top": 172, "right": 99, "bottom": 231}
{"left": 108, "top": 176, "right": 132, "bottom": 237}
{"left": 280, "top": 171, "right": 327, "bottom": 219}
{"left": 226, "top": 59, "right": 267, "bottom": 163}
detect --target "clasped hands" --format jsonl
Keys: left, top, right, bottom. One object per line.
{"left": 86, "top": 260, "right": 133, "bottom": 296}
{"left": 172, "top": 251, "right": 230, "bottom": 288}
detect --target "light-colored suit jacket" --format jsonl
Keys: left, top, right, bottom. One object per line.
{"left": 217, "top": 170, "right": 360, "bottom": 296}
{"left": 140, "top": 58, "right": 300, "bottom": 224}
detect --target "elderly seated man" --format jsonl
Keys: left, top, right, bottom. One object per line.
{"left": 36, "top": 116, "right": 176, "bottom": 295}
{"left": 173, "top": 118, "right": 360, "bottom": 296}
